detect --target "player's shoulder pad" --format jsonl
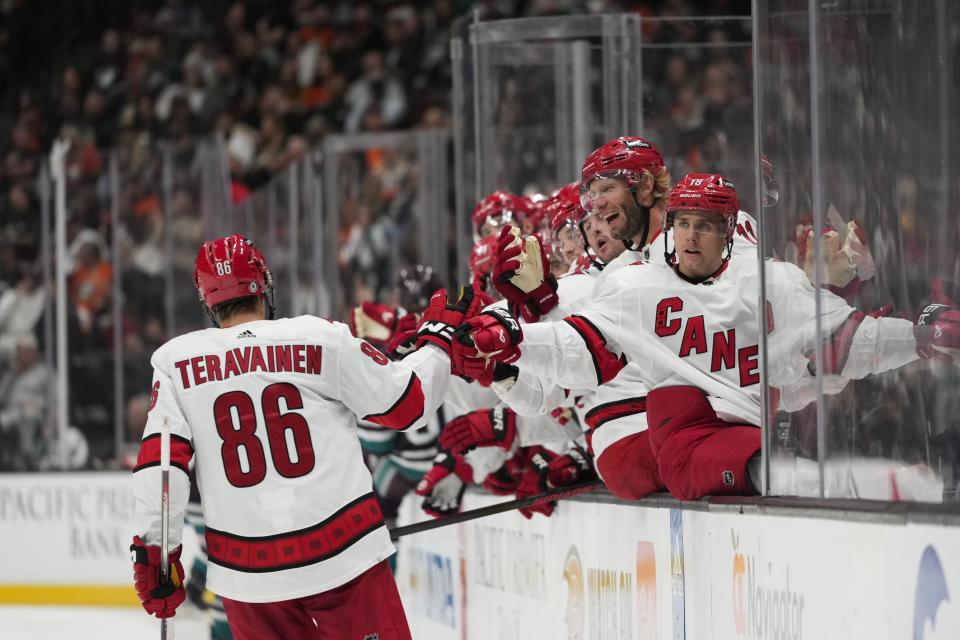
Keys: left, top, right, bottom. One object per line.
{"left": 149, "top": 326, "right": 217, "bottom": 368}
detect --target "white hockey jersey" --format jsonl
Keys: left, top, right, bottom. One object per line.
{"left": 132, "top": 315, "right": 451, "bottom": 602}
{"left": 496, "top": 212, "right": 760, "bottom": 460}
{"left": 517, "top": 253, "right": 919, "bottom": 427}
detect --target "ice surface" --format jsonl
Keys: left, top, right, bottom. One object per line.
{"left": 1, "top": 605, "right": 210, "bottom": 640}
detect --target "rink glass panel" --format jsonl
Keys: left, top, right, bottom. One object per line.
{"left": 452, "top": 14, "right": 753, "bottom": 283}
{"left": 321, "top": 130, "right": 450, "bottom": 323}
{"left": 756, "top": 0, "right": 960, "bottom": 501}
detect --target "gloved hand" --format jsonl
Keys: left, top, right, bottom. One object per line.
{"left": 796, "top": 216, "right": 875, "bottom": 296}
{"left": 384, "top": 313, "right": 420, "bottom": 359}
{"left": 915, "top": 303, "right": 960, "bottom": 359}
{"left": 439, "top": 407, "right": 517, "bottom": 454}
{"left": 349, "top": 302, "right": 399, "bottom": 344}
{"left": 482, "top": 465, "right": 522, "bottom": 495}
{"left": 415, "top": 451, "right": 473, "bottom": 517}
{"left": 516, "top": 447, "right": 558, "bottom": 519}
{"left": 544, "top": 444, "right": 597, "bottom": 489}
{"left": 481, "top": 446, "right": 527, "bottom": 495}
{"left": 492, "top": 225, "right": 559, "bottom": 322}
{"left": 453, "top": 307, "right": 523, "bottom": 367}
{"left": 416, "top": 286, "right": 483, "bottom": 369}
{"left": 131, "top": 535, "right": 186, "bottom": 619}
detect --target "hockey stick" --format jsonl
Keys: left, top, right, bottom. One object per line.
{"left": 388, "top": 479, "right": 605, "bottom": 540}
{"left": 159, "top": 418, "right": 175, "bottom": 640}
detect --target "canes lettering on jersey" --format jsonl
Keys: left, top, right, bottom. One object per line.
{"left": 173, "top": 344, "right": 323, "bottom": 388}
{"left": 654, "top": 296, "right": 760, "bottom": 388}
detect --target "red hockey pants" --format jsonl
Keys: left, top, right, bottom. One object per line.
{"left": 646, "top": 386, "right": 759, "bottom": 501}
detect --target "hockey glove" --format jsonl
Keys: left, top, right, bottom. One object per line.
{"left": 544, "top": 444, "right": 597, "bottom": 490}
{"left": 492, "top": 225, "right": 559, "bottom": 322}
{"left": 415, "top": 286, "right": 479, "bottom": 367}
{"left": 439, "top": 407, "right": 517, "bottom": 455}
{"left": 384, "top": 313, "right": 420, "bottom": 359}
{"left": 415, "top": 451, "right": 473, "bottom": 518}
{"left": 516, "top": 447, "right": 558, "bottom": 519}
{"left": 349, "top": 302, "right": 399, "bottom": 344}
{"left": 915, "top": 303, "right": 960, "bottom": 359}
{"left": 131, "top": 535, "right": 186, "bottom": 619}
{"left": 481, "top": 446, "right": 527, "bottom": 495}
{"left": 453, "top": 307, "right": 523, "bottom": 365}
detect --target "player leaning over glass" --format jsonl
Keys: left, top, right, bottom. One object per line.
{"left": 130, "top": 234, "right": 478, "bottom": 639}
{"left": 455, "top": 175, "right": 960, "bottom": 501}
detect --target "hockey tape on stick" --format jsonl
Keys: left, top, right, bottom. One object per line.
{"left": 388, "top": 479, "right": 605, "bottom": 540}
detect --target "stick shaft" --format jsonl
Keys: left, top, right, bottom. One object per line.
{"left": 389, "top": 480, "right": 604, "bottom": 539}
{"left": 160, "top": 419, "right": 171, "bottom": 640}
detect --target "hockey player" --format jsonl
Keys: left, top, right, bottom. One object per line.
{"left": 544, "top": 183, "right": 588, "bottom": 273}
{"left": 454, "top": 174, "right": 960, "bottom": 501}
{"left": 472, "top": 190, "right": 525, "bottom": 241}
{"left": 131, "top": 235, "right": 480, "bottom": 639}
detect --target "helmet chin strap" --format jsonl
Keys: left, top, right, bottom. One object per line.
{"left": 622, "top": 189, "right": 651, "bottom": 252}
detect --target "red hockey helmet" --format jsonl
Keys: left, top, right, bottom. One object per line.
{"left": 579, "top": 137, "right": 666, "bottom": 211}
{"left": 519, "top": 192, "right": 548, "bottom": 230}
{"left": 472, "top": 190, "right": 523, "bottom": 240}
{"left": 194, "top": 234, "right": 275, "bottom": 319}
{"left": 664, "top": 173, "right": 740, "bottom": 240}
{"left": 545, "top": 183, "right": 586, "bottom": 251}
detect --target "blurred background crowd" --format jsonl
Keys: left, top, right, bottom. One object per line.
{"left": 0, "top": 0, "right": 753, "bottom": 471}
{"left": 13, "top": 0, "right": 958, "bottom": 504}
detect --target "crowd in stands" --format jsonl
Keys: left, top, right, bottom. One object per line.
{"left": 0, "top": 0, "right": 753, "bottom": 470}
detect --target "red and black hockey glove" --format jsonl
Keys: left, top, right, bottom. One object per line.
{"left": 453, "top": 307, "right": 523, "bottom": 366}
{"left": 439, "top": 407, "right": 517, "bottom": 455}
{"left": 492, "top": 225, "right": 559, "bottom": 322}
{"left": 384, "top": 313, "right": 421, "bottom": 359}
{"left": 415, "top": 451, "right": 474, "bottom": 518}
{"left": 415, "top": 286, "right": 481, "bottom": 368}
{"left": 349, "top": 302, "right": 399, "bottom": 345}
{"left": 131, "top": 535, "right": 186, "bottom": 619}
{"left": 481, "top": 446, "right": 527, "bottom": 495}
{"left": 516, "top": 446, "right": 558, "bottom": 519}
{"left": 915, "top": 303, "right": 960, "bottom": 359}
{"left": 544, "top": 444, "right": 597, "bottom": 489}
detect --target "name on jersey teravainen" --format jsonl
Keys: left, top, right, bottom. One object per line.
{"left": 173, "top": 344, "right": 322, "bottom": 389}
{"left": 655, "top": 297, "right": 760, "bottom": 387}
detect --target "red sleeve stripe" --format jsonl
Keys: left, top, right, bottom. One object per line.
{"left": 583, "top": 396, "right": 646, "bottom": 453}
{"left": 810, "top": 311, "right": 865, "bottom": 375}
{"left": 584, "top": 397, "right": 647, "bottom": 432}
{"left": 564, "top": 315, "right": 627, "bottom": 385}
{"left": 206, "top": 493, "right": 384, "bottom": 573}
{"left": 363, "top": 372, "right": 425, "bottom": 430}
{"left": 133, "top": 433, "right": 193, "bottom": 474}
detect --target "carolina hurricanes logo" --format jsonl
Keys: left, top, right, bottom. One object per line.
{"left": 149, "top": 381, "right": 160, "bottom": 411}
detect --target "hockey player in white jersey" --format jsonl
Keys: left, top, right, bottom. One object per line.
{"left": 131, "top": 235, "right": 480, "bottom": 639}
{"left": 454, "top": 174, "right": 960, "bottom": 501}
{"left": 467, "top": 138, "right": 758, "bottom": 501}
